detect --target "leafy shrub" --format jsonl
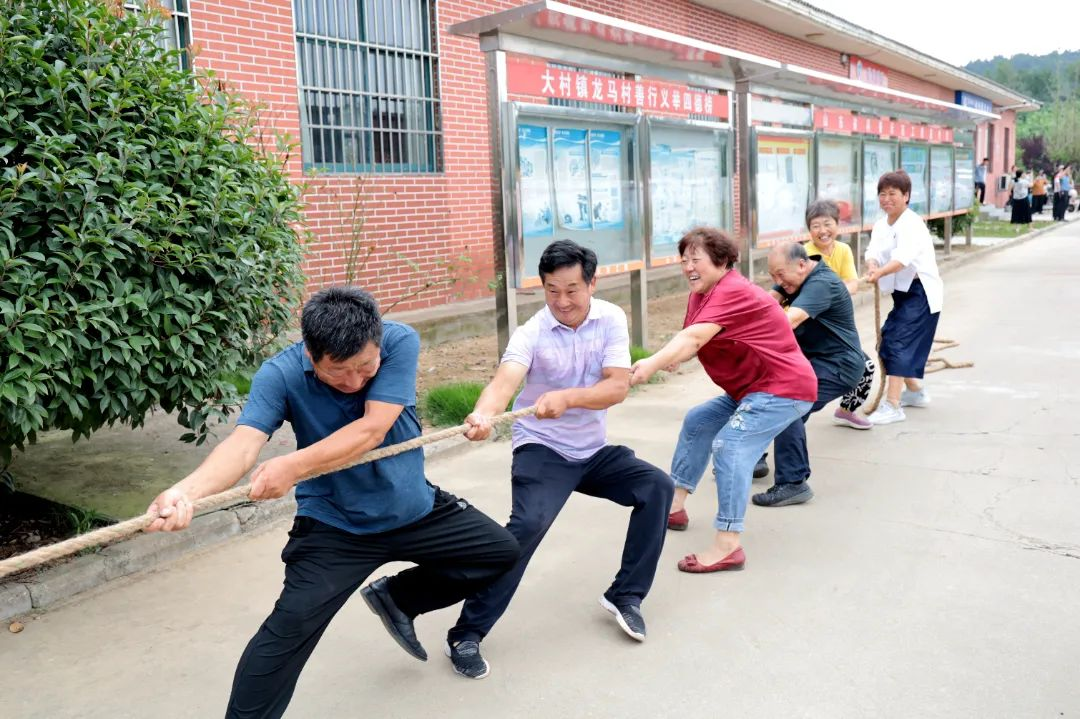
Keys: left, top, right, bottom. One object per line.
{"left": 0, "top": 0, "right": 305, "bottom": 465}
{"left": 928, "top": 204, "right": 978, "bottom": 239}
{"left": 629, "top": 346, "right": 653, "bottom": 363}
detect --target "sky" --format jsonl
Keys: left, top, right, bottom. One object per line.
{"left": 804, "top": 0, "right": 1080, "bottom": 66}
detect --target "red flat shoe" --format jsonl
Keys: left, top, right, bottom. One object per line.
{"left": 677, "top": 547, "right": 746, "bottom": 573}
{"left": 667, "top": 509, "right": 689, "bottom": 531}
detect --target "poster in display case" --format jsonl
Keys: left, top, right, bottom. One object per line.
{"left": 516, "top": 117, "right": 638, "bottom": 282}
{"left": 954, "top": 147, "right": 975, "bottom": 210}
{"left": 863, "top": 141, "right": 897, "bottom": 226}
{"left": 900, "top": 144, "right": 930, "bottom": 216}
{"left": 649, "top": 124, "right": 730, "bottom": 261}
{"left": 930, "top": 146, "right": 955, "bottom": 214}
{"left": 518, "top": 124, "right": 553, "bottom": 239}
{"left": 589, "top": 130, "right": 625, "bottom": 230}
{"left": 815, "top": 136, "right": 860, "bottom": 229}
{"left": 553, "top": 128, "right": 591, "bottom": 231}
{"left": 756, "top": 133, "right": 811, "bottom": 245}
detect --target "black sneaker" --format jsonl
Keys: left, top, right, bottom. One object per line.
{"left": 360, "top": 577, "right": 428, "bottom": 661}
{"left": 599, "top": 596, "right": 646, "bottom": 642}
{"left": 445, "top": 640, "right": 490, "bottom": 680}
{"left": 751, "top": 482, "right": 813, "bottom": 507}
{"left": 753, "top": 453, "right": 770, "bottom": 479}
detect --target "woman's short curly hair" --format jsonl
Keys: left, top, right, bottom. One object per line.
{"left": 677, "top": 226, "right": 739, "bottom": 269}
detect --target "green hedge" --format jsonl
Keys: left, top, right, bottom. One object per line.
{"left": 0, "top": 0, "right": 306, "bottom": 464}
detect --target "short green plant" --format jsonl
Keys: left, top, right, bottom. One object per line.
{"left": 422, "top": 382, "right": 486, "bottom": 427}
{"left": 61, "top": 506, "right": 108, "bottom": 536}
{"left": 0, "top": 0, "right": 306, "bottom": 465}
{"left": 421, "top": 382, "right": 519, "bottom": 427}
{"left": 928, "top": 204, "right": 978, "bottom": 239}
{"left": 629, "top": 346, "right": 653, "bottom": 364}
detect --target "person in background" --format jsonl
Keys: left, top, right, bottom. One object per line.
{"left": 974, "top": 158, "right": 988, "bottom": 205}
{"left": 1052, "top": 165, "right": 1067, "bottom": 221}
{"left": 863, "top": 171, "right": 944, "bottom": 425}
{"left": 1010, "top": 169, "right": 1032, "bottom": 225}
{"left": 1031, "top": 171, "right": 1048, "bottom": 215}
{"left": 797, "top": 199, "right": 875, "bottom": 431}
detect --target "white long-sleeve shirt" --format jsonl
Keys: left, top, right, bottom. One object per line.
{"left": 865, "top": 208, "right": 943, "bottom": 314}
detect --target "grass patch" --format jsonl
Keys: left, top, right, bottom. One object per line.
{"left": 970, "top": 218, "right": 1051, "bottom": 238}
{"left": 422, "top": 381, "right": 487, "bottom": 427}
{"left": 630, "top": 345, "right": 653, "bottom": 363}
{"left": 421, "top": 381, "right": 521, "bottom": 427}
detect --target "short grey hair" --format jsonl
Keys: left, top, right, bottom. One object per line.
{"left": 805, "top": 199, "right": 840, "bottom": 227}
{"left": 773, "top": 241, "right": 809, "bottom": 263}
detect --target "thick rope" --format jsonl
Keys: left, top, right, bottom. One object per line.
{"left": 863, "top": 284, "right": 888, "bottom": 415}
{"left": 0, "top": 406, "right": 537, "bottom": 580}
{"left": 862, "top": 284, "right": 973, "bottom": 415}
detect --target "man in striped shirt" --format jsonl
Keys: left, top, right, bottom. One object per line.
{"left": 443, "top": 240, "right": 673, "bottom": 679}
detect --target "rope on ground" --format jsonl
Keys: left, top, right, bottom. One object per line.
{"left": 862, "top": 284, "right": 973, "bottom": 416}
{"left": 0, "top": 406, "right": 538, "bottom": 580}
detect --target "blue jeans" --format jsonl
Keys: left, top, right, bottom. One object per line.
{"left": 670, "top": 392, "right": 813, "bottom": 533}
{"left": 773, "top": 371, "right": 858, "bottom": 487}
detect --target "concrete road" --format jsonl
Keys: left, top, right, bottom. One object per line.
{"left": 3, "top": 226, "right": 1079, "bottom": 719}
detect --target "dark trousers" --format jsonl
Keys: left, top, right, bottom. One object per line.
{"left": 1053, "top": 191, "right": 1068, "bottom": 220}
{"left": 226, "top": 489, "right": 519, "bottom": 719}
{"left": 975, "top": 181, "right": 985, "bottom": 204}
{"left": 447, "top": 444, "right": 674, "bottom": 644}
{"left": 773, "top": 370, "right": 859, "bottom": 487}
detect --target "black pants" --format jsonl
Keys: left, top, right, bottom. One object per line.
{"left": 447, "top": 444, "right": 674, "bottom": 644}
{"left": 975, "top": 181, "right": 985, "bottom": 204}
{"left": 226, "top": 488, "right": 519, "bottom": 719}
{"left": 1053, "top": 191, "right": 1068, "bottom": 220}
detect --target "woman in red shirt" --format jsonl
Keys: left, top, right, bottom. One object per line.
{"left": 631, "top": 228, "right": 816, "bottom": 572}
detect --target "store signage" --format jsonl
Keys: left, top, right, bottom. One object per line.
{"left": 506, "top": 57, "right": 729, "bottom": 120}
{"left": 848, "top": 56, "right": 889, "bottom": 87}
{"left": 814, "top": 107, "right": 954, "bottom": 143}
{"left": 954, "top": 91, "right": 993, "bottom": 114}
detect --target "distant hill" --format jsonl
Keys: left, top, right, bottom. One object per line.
{"left": 964, "top": 50, "right": 1080, "bottom": 103}
{"left": 966, "top": 50, "right": 1080, "bottom": 77}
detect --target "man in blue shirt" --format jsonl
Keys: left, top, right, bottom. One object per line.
{"left": 974, "top": 157, "right": 988, "bottom": 204}
{"left": 146, "top": 286, "right": 519, "bottom": 718}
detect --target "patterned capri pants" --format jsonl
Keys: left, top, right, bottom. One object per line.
{"left": 838, "top": 355, "right": 876, "bottom": 412}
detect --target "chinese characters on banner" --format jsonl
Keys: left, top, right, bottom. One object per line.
{"left": 814, "top": 107, "right": 955, "bottom": 143}
{"left": 506, "top": 57, "right": 729, "bottom": 120}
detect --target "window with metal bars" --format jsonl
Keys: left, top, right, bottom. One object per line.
{"left": 123, "top": 0, "right": 193, "bottom": 72}
{"left": 548, "top": 62, "right": 625, "bottom": 112}
{"left": 295, "top": 0, "right": 442, "bottom": 173}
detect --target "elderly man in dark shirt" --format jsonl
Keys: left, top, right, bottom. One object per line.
{"left": 753, "top": 241, "right": 866, "bottom": 507}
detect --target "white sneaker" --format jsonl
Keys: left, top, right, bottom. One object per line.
{"left": 900, "top": 387, "right": 931, "bottom": 408}
{"left": 867, "top": 401, "right": 906, "bottom": 425}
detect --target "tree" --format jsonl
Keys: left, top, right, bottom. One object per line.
{"left": 0, "top": 0, "right": 306, "bottom": 466}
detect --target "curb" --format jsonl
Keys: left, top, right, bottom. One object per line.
{"left": 0, "top": 427, "right": 495, "bottom": 623}
{"left": 1, "top": 221, "right": 1070, "bottom": 624}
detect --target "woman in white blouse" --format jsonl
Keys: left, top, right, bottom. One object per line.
{"left": 863, "top": 170, "right": 943, "bottom": 425}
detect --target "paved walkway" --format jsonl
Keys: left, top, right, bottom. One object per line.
{"left": 2, "top": 224, "right": 1079, "bottom": 718}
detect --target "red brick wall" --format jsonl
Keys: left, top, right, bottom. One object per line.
{"left": 189, "top": 0, "right": 1007, "bottom": 311}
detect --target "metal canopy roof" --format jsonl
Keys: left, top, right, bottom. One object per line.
{"left": 692, "top": 0, "right": 1038, "bottom": 110}
{"left": 449, "top": 0, "right": 1000, "bottom": 123}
